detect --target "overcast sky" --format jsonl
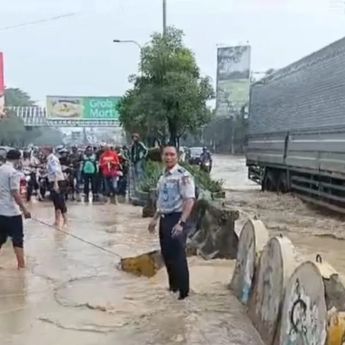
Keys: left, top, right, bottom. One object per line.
{"left": 1, "top": 0, "right": 345, "bottom": 103}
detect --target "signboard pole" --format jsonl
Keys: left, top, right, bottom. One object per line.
{"left": 0, "top": 53, "right": 5, "bottom": 118}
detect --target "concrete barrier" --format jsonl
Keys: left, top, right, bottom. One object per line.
{"left": 314, "top": 255, "right": 345, "bottom": 312}
{"left": 187, "top": 199, "right": 240, "bottom": 260}
{"left": 142, "top": 189, "right": 156, "bottom": 218}
{"left": 230, "top": 219, "right": 269, "bottom": 304}
{"left": 313, "top": 255, "right": 345, "bottom": 345}
{"left": 229, "top": 216, "right": 345, "bottom": 345}
{"left": 248, "top": 236, "right": 301, "bottom": 345}
{"left": 276, "top": 261, "right": 327, "bottom": 345}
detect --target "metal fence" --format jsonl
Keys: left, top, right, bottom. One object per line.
{"left": 5, "top": 106, "right": 120, "bottom": 127}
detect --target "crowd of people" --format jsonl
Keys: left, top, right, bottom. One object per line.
{"left": 0, "top": 133, "right": 149, "bottom": 269}
{"left": 22, "top": 144, "right": 128, "bottom": 203}
{"left": 7, "top": 133, "right": 149, "bottom": 233}
{"left": 21, "top": 134, "right": 148, "bottom": 204}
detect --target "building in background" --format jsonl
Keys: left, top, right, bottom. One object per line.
{"left": 215, "top": 45, "right": 251, "bottom": 117}
{"left": 0, "top": 53, "right": 4, "bottom": 118}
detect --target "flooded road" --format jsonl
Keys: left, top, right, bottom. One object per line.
{"left": 0, "top": 202, "right": 263, "bottom": 345}
{"left": 213, "top": 154, "right": 345, "bottom": 276}
{"left": 2, "top": 154, "right": 344, "bottom": 345}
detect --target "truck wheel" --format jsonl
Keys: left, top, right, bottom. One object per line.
{"left": 277, "top": 173, "right": 289, "bottom": 194}
{"left": 262, "top": 171, "right": 277, "bottom": 192}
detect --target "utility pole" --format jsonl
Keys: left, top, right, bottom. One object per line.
{"left": 163, "top": 0, "right": 167, "bottom": 36}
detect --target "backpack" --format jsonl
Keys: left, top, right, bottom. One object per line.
{"left": 83, "top": 159, "right": 96, "bottom": 174}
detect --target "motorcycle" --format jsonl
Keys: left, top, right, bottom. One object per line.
{"left": 61, "top": 165, "right": 76, "bottom": 201}
{"left": 23, "top": 168, "right": 37, "bottom": 202}
{"left": 37, "top": 167, "right": 49, "bottom": 201}
{"left": 200, "top": 159, "right": 212, "bottom": 174}
{"left": 20, "top": 176, "right": 28, "bottom": 202}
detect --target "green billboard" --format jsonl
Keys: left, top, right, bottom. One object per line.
{"left": 46, "top": 96, "right": 120, "bottom": 120}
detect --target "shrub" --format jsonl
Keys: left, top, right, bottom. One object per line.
{"left": 139, "top": 159, "right": 224, "bottom": 194}
{"left": 139, "top": 160, "right": 163, "bottom": 192}
{"left": 147, "top": 147, "right": 162, "bottom": 162}
{"left": 181, "top": 162, "right": 224, "bottom": 193}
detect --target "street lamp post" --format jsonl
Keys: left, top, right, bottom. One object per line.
{"left": 163, "top": 0, "right": 167, "bottom": 36}
{"left": 113, "top": 39, "right": 143, "bottom": 75}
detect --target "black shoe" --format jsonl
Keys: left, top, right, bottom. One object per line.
{"left": 178, "top": 292, "right": 189, "bottom": 300}
{"left": 169, "top": 287, "right": 178, "bottom": 293}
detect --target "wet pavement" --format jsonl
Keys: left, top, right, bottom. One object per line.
{"left": 0, "top": 200, "right": 264, "bottom": 345}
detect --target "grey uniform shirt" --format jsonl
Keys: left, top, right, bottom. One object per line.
{"left": 156, "top": 164, "right": 195, "bottom": 214}
{"left": 0, "top": 162, "right": 22, "bottom": 217}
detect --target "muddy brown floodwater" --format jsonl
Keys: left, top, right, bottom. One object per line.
{"left": 3, "top": 155, "right": 344, "bottom": 345}
{"left": 0, "top": 199, "right": 264, "bottom": 345}
{"left": 213, "top": 154, "right": 345, "bottom": 277}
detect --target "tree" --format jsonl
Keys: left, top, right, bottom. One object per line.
{"left": 5, "top": 88, "right": 35, "bottom": 107}
{"left": 118, "top": 27, "right": 214, "bottom": 146}
{"left": 0, "top": 88, "right": 63, "bottom": 147}
{"left": 0, "top": 115, "right": 26, "bottom": 146}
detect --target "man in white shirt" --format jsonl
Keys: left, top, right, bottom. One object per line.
{"left": 44, "top": 147, "right": 67, "bottom": 229}
{"left": 0, "top": 150, "right": 31, "bottom": 269}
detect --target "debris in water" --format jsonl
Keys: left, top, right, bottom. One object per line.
{"left": 120, "top": 250, "right": 163, "bottom": 278}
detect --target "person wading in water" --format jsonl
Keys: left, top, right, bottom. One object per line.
{"left": 44, "top": 147, "right": 68, "bottom": 229}
{"left": 0, "top": 150, "right": 31, "bottom": 269}
{"left": 148, "top": 145, "right": 195, "bottom": 300}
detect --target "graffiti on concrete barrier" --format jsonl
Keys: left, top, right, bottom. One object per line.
{"left": 282, "top": 278, "right": 325, "bottom": 345}
{"left": 241, "top": 237, "right": 254, "bottom": 304}
{"left": 255, "top": 245, "right": 277, "bottom": 325}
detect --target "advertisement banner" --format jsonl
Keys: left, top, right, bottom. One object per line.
{"left": 216, "top": 46, "right": 251, "bottom": 117}
{"left": 46, "top": 96, "right": 120, "bottom": 120}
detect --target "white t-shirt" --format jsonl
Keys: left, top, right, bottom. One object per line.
{"left": 0, "top": 162, "right": 22, "bottom": 216}
{"left": 47, "top": 154, "right": 64, "bottom": 182}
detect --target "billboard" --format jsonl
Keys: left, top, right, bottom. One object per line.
{"left": 216, "top": 46, "right": 251, "bottom": 117}
{"left": 46, "top": 96, "right": 120, "bottom": 120}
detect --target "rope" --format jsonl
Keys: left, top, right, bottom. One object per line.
{"left": 30, "top": 218, "right": 122, "bottom": 259}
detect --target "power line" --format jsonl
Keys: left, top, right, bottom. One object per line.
{"left": 0, "top": 12, "right": 79, "bottom": 32}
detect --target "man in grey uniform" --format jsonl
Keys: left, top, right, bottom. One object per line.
{"left": 148, "top": 145, "right": 195, "bottom": 300}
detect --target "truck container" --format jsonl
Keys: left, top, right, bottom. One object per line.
{"left": 246, "top": 37, "right": 345, "bottom": 213}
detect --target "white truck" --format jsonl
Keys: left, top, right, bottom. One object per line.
{"left": 246, "top": 37, "right": 345, "bottom": 213}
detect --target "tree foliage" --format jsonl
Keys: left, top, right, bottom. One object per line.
{"left": 0, "top": 88, "right": 63, "bottom": 147}
{"left": 5, "top": 88, "right": 35, "bottom": 107}
{"left": 0, "top": 115, "right": 26, "bottom": 146}
{"left": 118, "top": 27, "right": 214, "bottom": 146}
{"left": 202, "top": 115, "right": 248, "bottom": 154}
